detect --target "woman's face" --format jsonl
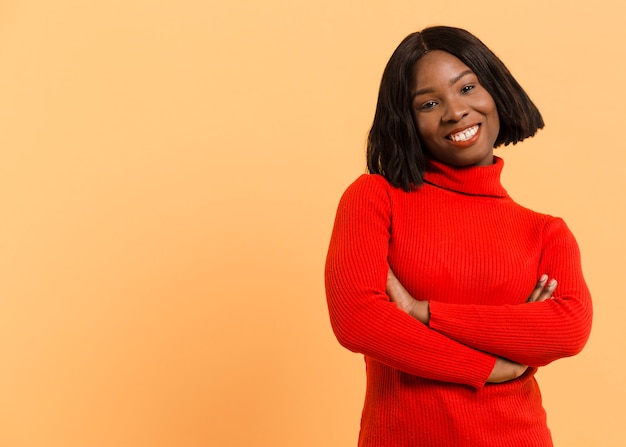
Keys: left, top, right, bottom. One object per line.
{"left": 411, "top": 50, "right": 499, "bottom": 167}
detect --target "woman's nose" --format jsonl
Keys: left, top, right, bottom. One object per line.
{"left": 442, "top": 98, "right": 469, "bottom": 122}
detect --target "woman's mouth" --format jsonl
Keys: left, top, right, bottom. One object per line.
{"left": 447, "top": 124, "right": 480, "bottom": 142}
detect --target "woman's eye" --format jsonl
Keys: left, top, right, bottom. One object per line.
{"left": 461, "top": 85, "right": 475, "bottom": 94}
{"left": 419, "top": 101, "right": 437, "bottom": 110}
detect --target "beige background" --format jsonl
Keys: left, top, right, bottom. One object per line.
{"left": 0, "top": 1, "right": 624, "bottom": 446}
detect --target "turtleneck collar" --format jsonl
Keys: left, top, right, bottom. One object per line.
{"left": 422, "top": 156, "right": 508, "bottom": 198}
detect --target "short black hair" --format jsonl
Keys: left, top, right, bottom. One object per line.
{"left": 367, "top": 26, "right": 544, "bottom": 191}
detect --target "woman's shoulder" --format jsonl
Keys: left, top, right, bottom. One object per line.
{"left": 348, "top": 173, "right": 390, "bottom": 188}
{"left": 336, "top": 174, "right": 395, "bottom": 210}
{"left": 341, "top": 173, "right": 392, "bottom": 197}
{"left": 514, "top": 203, "right": 575, "bottom": 239}
{"left": 541, "top": 215, "right": 576, "bottom": 240}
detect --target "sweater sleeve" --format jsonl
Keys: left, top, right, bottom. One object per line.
{"left": 428, "top": 217, "right": 593, "bottom": 367}
{"left": 325, "top": 175, "right": 496, "bottom": 389}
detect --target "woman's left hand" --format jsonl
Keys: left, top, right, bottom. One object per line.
{"left": 526, "top": 274, "right": 558, "bottom": 303}
{"left": 387, "top": 269, "right": 430, "bottom": 325}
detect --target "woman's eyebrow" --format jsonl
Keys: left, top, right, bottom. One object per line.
{"left": 412, "top": 69, "right": 474, "bottom": 99}
{"left": 449, "top": 69, "right": 474, "bottom": 86}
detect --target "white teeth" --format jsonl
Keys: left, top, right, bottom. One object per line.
{"left": 449, "top": 125, "right": 479, "bottom": 142}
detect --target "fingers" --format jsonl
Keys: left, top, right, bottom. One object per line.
{"left": 386, "top": 270, "right": 405, "bottom": 298}
{"left": 527, "top": 274, "right": 558, "bottom": 303}
{"left": 528, "top": 274, "right": 549, "bottom": 302}
{"left": 387, "top": 269, "right": 396, "bottom": 290}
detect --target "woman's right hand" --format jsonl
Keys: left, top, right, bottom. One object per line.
{"left": 487, "top": 357, "right": 528, "bottom": 383}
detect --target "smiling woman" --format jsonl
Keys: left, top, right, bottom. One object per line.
{"left": 325, "top": 26, "right": 592, "bottom": 447}
{"left": 411, "top": 51, "right": 500, "bottom": 167}
{"left": 366, "top": 26, "right": 543, "bottom": 192}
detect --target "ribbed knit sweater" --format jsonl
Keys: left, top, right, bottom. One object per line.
{"left": 325, "top": 156, "right": 592, "bottom": 446}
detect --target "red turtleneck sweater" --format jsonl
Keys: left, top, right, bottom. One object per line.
{"left": 325, "top": 157, "right": 592, "bottom": 447}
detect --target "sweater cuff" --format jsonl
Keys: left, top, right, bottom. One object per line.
{"left": 429, "top": 300, "right": 498, "bottom": 388}
{"left": 429, "top": 300, "right": 468, "bottom": 336}
{"left": 464, "top": 350, "right": 496, "bottom": 390}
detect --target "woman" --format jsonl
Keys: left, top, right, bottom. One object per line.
{"left": 325, "top": 26, "right": 592, "bottom": 446}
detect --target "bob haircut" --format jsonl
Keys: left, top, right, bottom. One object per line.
{"left": 367, "top": 26, "right": 544, "bottom": 191}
